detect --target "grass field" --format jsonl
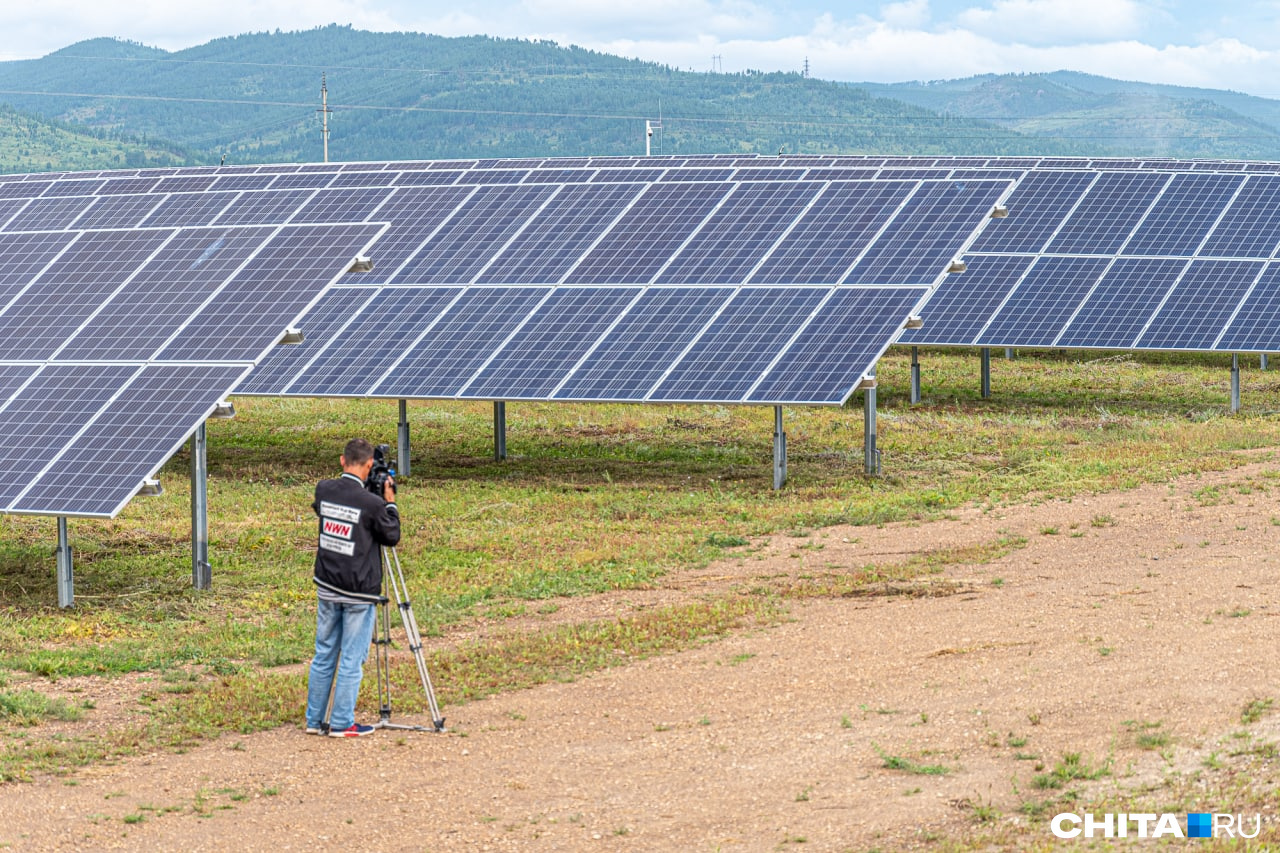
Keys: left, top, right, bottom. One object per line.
{"left": 2, "top": 347, "right": 1279, "bottom": 839}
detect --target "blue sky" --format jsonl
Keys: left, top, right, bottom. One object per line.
{"left": 5, "top": 1, "right": 1280, "bottom": 96}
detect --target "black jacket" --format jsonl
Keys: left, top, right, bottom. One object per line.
{"left": 312, "top": 472, "right": 401, "bottom": 600}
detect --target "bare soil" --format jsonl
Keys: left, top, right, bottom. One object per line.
{"left": 5, "top": 456, "right": 1280, "bottom": 851}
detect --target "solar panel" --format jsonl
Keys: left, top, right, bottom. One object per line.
{"left": 1134, "top": 260, "right": 1264, "bottom": 350}
{"left": 285, "top": 287, "right": 463, "bottom": 396}
{"left": 244, "top": 171, "right": 1009, "bottom": 406}
{"left": 1055, "top": 258, "right": 1187, "bottom": 348}
{"left": 976, "top": 257, "right": 1111, "bottom": 348}
{"left": 392, "top": 185, "right": 559, "bottom": 284}
{"left": 552, "top": 287, "right": 736, "bottom": 401}
{"left": 0, "top": 166, "right": 386, "bottom": 518}
{"left": 899, "top": 256, "right": 1036, "bottom": 347}
{"left": 748, "top": 181, "right": 917, "bottom": 284}
{"left": 370, "top": 287, "right": 554, "bottom": 398}
{"left": 746, "top": 287, "right": 928, "bottom": 405}
{"left": 11, "top": 364, "right": 252, "bottom": 517}
{"left": 475, "top": 183, "right": 645, "bottom": 284}
{"left": 462, "top": 287, "right": 643, "bottom": 400}
{"left": 882, "top": 157, "right": 1280, "bottom": 354}
{"left": 648, "top": 287, "right": 832, "bottom": 402}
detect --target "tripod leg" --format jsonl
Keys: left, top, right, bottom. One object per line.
{"left": 387, "top": 547, "right": 446, "bottom": 730}
{"left": 374, "top": 591, "right": 393, "bottom": 725}
{"left": 319, "top": 650, "right": 339, "bottom": 734}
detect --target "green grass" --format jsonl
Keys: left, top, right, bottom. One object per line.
{"left": 0, "top": 690, "right": 86, "bottom": 726}
{"left": 1, "top": 348, "right": 1280, "bottom": 781}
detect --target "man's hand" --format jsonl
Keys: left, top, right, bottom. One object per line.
{"left": 383, "top": 477, "right": 396, "bottom": 503}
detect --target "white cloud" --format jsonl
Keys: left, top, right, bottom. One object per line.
{"left": 953, "top": 0, "right": 1147, "bottom": 46}
{"left": 519, "top": 0, "right": 775, "bottom": 40}
{"left": 880, "top": 0, "right": 932, "bottom": 30}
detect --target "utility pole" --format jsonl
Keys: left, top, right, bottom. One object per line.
{"left": 318, "top": 73, "right": 332, "bottom": 163}
{"left": 803, "top": 57, "right": 810, "bottom": 79}
{"left": 645, "top": 118, "right": 662, "bottom": 156}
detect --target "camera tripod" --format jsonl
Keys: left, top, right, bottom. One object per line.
{"left": 318, "top": 545, "right": 445, "bottom": 733}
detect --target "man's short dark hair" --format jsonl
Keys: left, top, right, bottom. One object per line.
{"left": 343, "top": 438, "right": 374, "bottom": 466}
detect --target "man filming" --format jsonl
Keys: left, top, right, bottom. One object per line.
{"left": 304, "top": 438, "right": 400, "bottom": 738}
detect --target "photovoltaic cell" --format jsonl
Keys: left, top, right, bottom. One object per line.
{"left": 1055, "top": 258, "right": 1187, "bottom": 348}
{"left": 337, "top": 185, "right": 474, "bottom": 283}
{"left": 553, "top": 287, "right": 735, "bottom": 400}
{"left": 393, "top": 184, "right": 559, "bottom": 284}
{"left": 1135, "top": 260, "right": 1264, "bottom": 350}
{"left": 154, "top": 176, "right": 218, "bottom": 194}
{"left": 0, "top": 365, "right": 38, "bottom": 407}
{"left": 1218, "top": 264, "right": 1280, "bottom": 351}
{"left": 156, "top": 223, "right": 386, "bottom": 362}
{"left": 1199, "top": 175, "right": 1280, "bottom": 258}
{"left": 237, "top": 288, "right": 376, "bottom": 395}
{"left": 290, "top": 187, "right": 389, "bottom": 224}
{"left": 747, "top": 287, "right": 925, "bottom": 404}
{"left": 564, "top": 182, "right": 734, "bottom": 284}
{"left": 0, "top": 232, "right": 79, "bottom": 310}
{"left": 0, "top": 229, "right": 174, "bottom": 359}
{"left": 43, "top": 179, "right": 105, "bottom": 197}
{"left": 655, "top": 182, "right": 825, "bottom": 284}
{"left": 975, "top": 256, "right": 1111, "bottom": 347}
{"left": 967, "top": 170, "right": 1095, "bottom": 254}
{"left": 370, "top": 287, "right": 552, "bottom": 398}
{"left": 59, "top": 228, "right": 279, "bottom": 361}
{"left": 844, "top": 180, "right": 1010, "bottom": 284}
{"left": 0, "top": 364, "right": 138, "bottom": 508}
{"left": 477, "top": 183, "right": 645, "bottom": 284}
{"left": 749, "top": 181, "right": 916, "bottom": 284}
{"left": 98, "top": 177, "right": 162, "bottom": 196}
{"left": 285, "top": 287, "right": 462, "bottom": 395}
{"left": 0, "top": 180, "right": 52, "bottom": 200}
{"left": 899, "top": 255, "right": 1037, "bottom": 346}
{"left": 5, "top": 196, "right": 96, "bottom": 231}
{"left": 140, "top": 192, "right": 239, "bottom": 228}
{"left": 69, "top": 193, "right": 164, "bottom": 230}
{"left": 394, "top": 170, "right": 466, "bottom": 186}
{"left": 11, "top": 364, "right": 251, "bottom": 517}
{"left": 1121, "top": 173, "right": 1244, "bottom": 256}
{"left": 214, "top": 189, "right": 314, "bottom": 225}
{"left": 1044, "top": 171, "right": 1171, "bottom": 254}
{"left": 650, "top": 287, "right": 829, "bottom": 402}
{"left": 462, "top": 288, "right": 642, "bottom": 400}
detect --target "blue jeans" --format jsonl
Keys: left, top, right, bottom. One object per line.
{"left": 305, "top": 600, "right": 377, "bottom": 731}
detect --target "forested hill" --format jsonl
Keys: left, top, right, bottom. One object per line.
{"left": 855, "top": 72, "right": 1280, "bottom": 160}
{"left": 0, "top": 103, "right": 195, "bottom": 174}
{"left": 0, "top": 26, "right": 1096, "bottom": 166}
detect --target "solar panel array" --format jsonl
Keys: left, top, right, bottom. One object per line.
{"left": 235, "top": 162, "right": 1013, "bottom": 405}
{"left": 14, "top": 149, "right": 1276, "bottom": 517}
{"left": 889, "top": 160, "right": 1280, "bottom": 353}
{"left": 0, "top": 166, "right": 385, "bottom": 517}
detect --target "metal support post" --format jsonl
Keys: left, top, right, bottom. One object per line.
{"left": 494, "top": 401, "right": 507, "bottom": 461}
{"left": 980, "top": 348, "right": 992, "bottom": 399}
{"left": 910, "top": 346, "right": 921, "bottom": 405}
{"left": 56, "top": 517, "right": 74, "bottom": 608}
{"left": 1005, "top": 348, "right": 1015, "bottom": 360}
{"left": 191, "top": 424, "right": 210, "bottom": 590}
{"left": 1262, "top": 354, "right": 1269, "bottom": 371}
{"left": 864, "top": 371, "right": 880, "bottom": 476}
{"left": 1231, "top": 353, "right": 1241, "bottom": 414}
{"left": 772, "top": 406, "right": 786, "bottom": 490}
{"left": 397, "top": 400, "right": 411, "bottom": 478}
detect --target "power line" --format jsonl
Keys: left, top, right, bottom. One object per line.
{"left": 1, "top": 87, "right": 1276, "bottom": 139}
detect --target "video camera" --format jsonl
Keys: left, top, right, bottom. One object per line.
{"left": 367, "top": 443, "right": 396, "bottom": 497}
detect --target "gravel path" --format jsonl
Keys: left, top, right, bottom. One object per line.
{"left": 5, "top": 456, "right": 1280, "bottom": 851}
